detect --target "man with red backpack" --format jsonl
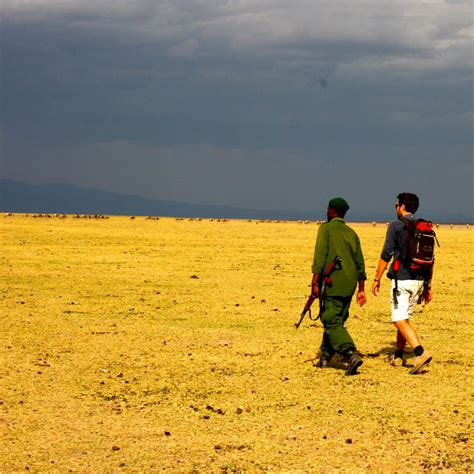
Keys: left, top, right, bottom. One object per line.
{"left": 371, "top": 193, "right": 436, "bottom": 374}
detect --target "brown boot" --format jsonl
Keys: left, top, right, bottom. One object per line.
{"left": 409, "top": 351, "right": 432, "bottom": 374}
{"left": 345, "top": 351, "right": 363, "bottom": 376}
{"left": 316, "top": 355, "right": 331, "bottom": 368}
{"left": 390, "top": 355, "right": 406, "bottom": 367}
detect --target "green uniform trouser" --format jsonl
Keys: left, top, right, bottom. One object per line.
{"left": 320, "top": 295, "right": 356, "bottom": 359}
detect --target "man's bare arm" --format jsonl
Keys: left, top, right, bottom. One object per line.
{"left": 372, "top": 258, "right": 389, "bottom": 296}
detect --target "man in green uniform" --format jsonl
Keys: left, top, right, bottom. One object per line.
{"left": 311, "top": 197, "right": 367, "bottom": 375}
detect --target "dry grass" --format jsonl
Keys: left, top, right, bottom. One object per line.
{"left": 1, "top": 215, "right": 472, "bottom": 472}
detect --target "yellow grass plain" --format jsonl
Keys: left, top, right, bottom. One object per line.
{"left": 1, "top": 215, "right": 473, "bottom": 472}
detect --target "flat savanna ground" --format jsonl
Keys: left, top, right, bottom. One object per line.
{"left": 1, "top": 215, "right": 473, "bottom": 472}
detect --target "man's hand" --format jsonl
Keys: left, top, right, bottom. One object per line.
{"left": 357, "top": 290, "right": 367, "bottom": 306}
{"left": 372, "top": 280, "right": 381, "bottom": 296}
{"left": 372, "top": 259, "right": 388, "bottom": 296}
{"left": 420, "top": 289, "right": 433, "bottom": 304}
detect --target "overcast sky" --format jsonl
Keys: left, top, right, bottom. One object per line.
{"left": 2, "top": 0, "right": 473, "bottom": 219}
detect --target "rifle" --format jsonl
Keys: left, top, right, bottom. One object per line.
{"left": 294, "top": 293, "right": 317, "bottom": 329}
{"left": 295, "top": 255, "right": 342, "bottom": 329}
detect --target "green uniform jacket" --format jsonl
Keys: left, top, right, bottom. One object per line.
{"left": 312, "top": 218, "right": 366, "bottom": 297}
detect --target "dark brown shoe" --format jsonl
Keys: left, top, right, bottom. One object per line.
{"left": 345, "top": 352, "right": 363, "bottom": 376}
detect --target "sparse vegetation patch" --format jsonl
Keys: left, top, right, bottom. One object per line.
{"left": 1, "top": 216, "right": 472, "bottom": 471}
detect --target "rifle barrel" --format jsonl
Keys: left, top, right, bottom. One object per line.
{"left": 295, "top": 294, "right": 316, "bottom": 329}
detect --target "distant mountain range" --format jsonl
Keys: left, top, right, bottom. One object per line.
{"left": 0, "top": 180, "right": 471, "bottom": 223}
{"left": 0, "top": 180, "right": 320, "bottom": 220}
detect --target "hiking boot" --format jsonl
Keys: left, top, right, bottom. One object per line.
{"left": 344, "top": 352, "right": 363, "bottom": 376}
{"left": 316, "top": 355, "right": 331, "bottom": 368}
{"left": 390, "top": 355, "right": 406, "bottom": 367}
{"left": 409, "top": 351, "right": 432, "bottom": 375}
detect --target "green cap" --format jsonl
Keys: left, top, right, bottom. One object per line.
{"left": 328, "top": 197, "right": 350, "bottom": 212}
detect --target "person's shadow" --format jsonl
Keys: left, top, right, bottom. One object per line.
{"left": 362, "top": 344, "right": 429, "bottom": 372}
{"left": 362, "top": 343, "right": 416, "bottom": 361}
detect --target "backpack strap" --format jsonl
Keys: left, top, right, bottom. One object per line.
{"left": 399, "top": 217, "right": 415, "bottom": 263}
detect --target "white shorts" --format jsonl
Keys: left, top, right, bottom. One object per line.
{"left": 390, "top": 279, "right": 424, "bottom": 322}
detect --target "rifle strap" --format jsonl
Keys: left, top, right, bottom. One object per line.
{"left": 308, "top": 307, "right": 321, "bottom": 322}
{"left": 393, "top": 259, "right": 400, "bottom": 305}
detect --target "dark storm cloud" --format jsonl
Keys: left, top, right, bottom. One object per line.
{"left": 2, "top": 0, "right": 473, "bottom": 218}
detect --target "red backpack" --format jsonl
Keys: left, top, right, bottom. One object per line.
{"left": 401, "top": 218, "right": 439, "bottom": 270}
{"left": 392, "top": 218, "right": 439, "bottom": 304}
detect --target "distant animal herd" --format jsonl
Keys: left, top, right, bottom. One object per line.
{"left": 2, "top": 212, "right": 470, "bottom": 228}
